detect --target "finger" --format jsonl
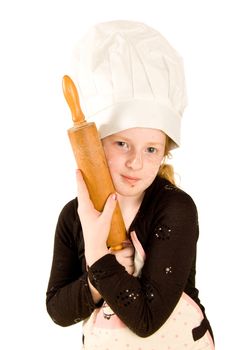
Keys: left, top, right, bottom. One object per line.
{"left": 122, "top": 240, "right": 133, "bottom": 248}
{"left": 100, "top": 193, "right": 117, "bottom": 223}
{"left": 130, "top": 230, "right": 146, "bottom": 262}
{"left": 122, "top": 247, "right": 135, "bottom": 258}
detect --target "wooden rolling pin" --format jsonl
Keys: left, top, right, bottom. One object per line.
{"left": 62, "top": 75, "right": 126, "bottom": 250}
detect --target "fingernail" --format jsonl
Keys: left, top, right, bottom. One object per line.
{"left": 112, "top": 193, "right": 117, "bottom": 201}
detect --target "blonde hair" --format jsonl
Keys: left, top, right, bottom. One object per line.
{"left": 157, "top": 137, "right": 176, "bottom": 185}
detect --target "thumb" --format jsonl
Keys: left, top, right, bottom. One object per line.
{"left": 100, "top": 193, "right": 117, "bottom": 223}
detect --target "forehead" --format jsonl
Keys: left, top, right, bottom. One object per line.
{"left": 105, "top": 127, "right": 166, "bottom": 143}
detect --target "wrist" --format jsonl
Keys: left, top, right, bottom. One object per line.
{"left": 87, "top": 277, "right": 102, "bottom": 304}
{"left": 85, "top": 246, "right": 109, "bottom": 266}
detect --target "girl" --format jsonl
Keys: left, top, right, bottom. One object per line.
{"left": 46, "top": 21, "right": 214, "bottom": 349}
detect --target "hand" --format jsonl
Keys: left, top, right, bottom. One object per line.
{"left": 76, "top": 169, "right": 117, "bottom": 266}
{"left": 110, "top": 241, "right": 135, "bottom": 275}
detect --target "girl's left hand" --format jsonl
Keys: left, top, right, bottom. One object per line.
{"left": 109, "top": 241, "right": 135, "bottom": 275}
{"left": 76, "top": 169, "right": 117, "bottom": 266}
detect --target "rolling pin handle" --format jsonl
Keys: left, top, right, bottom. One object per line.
{"left": 110, "top": 244, "right": 124, "bottom": 251}
{"left": 62, "top": 75, "right": 86, "bottom": 125}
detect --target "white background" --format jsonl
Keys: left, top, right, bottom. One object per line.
{"left": 0, "top": 0, "right": 231, "bottom": 348}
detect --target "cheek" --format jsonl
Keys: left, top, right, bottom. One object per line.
{"left": 145, "top": 162, "right": 161, "bottom": 179}
{"left": 105, "top": 154, "right": 120, "bottom": 172}
{"left": 146, "top": 158, "right": 161, "bottom": 171}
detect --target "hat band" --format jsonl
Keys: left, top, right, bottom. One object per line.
{"left": 87, "top": 99, "right": 181, "bottom": 149}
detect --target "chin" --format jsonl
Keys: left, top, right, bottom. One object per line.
{"left": 114, "top": 184, "right": 145, "bottom": 198}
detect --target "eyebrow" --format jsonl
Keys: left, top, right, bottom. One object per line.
{"left": 112, "top": 135, "right": 165, "bottom": 146}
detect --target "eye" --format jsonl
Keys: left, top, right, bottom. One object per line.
{"left": 146, "top": 147, "right": 157, "bottom": 153}
{"left": 116, "top": 141, "right": 128, "bottom": 149}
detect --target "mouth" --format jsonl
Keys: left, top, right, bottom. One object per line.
{"left": 121, "top": 174, "right": 140, "bottom": 185}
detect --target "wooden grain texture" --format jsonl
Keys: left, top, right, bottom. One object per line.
{"left": 63, "top": 75, "right": 126, "bottom": 249}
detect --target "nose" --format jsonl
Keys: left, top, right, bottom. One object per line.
{"left": 125, "top": 151, "right": 143, "bottom": 170}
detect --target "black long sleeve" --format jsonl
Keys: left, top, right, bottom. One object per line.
{"left": 46, "top": 199, "right": 97, "bottom": 326}
{"left": 46, "top": 178, "right": 201, "bottom": 336}
{"left": 87, "top": 187, "right": 199, "bottom": 337}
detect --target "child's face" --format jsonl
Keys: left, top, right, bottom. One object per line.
{"left": 102, "top": 128, "right": 166, "bottom": 199}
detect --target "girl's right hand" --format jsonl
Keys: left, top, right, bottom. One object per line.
{"left": 76, "top": 169, "right": 117, "bottom": 266}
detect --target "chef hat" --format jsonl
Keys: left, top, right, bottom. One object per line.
{"left": 71, "top": 20, "right": 187, "bottom": 149}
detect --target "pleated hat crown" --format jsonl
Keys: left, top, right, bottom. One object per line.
{"left": 71, "top": 20, "right": 187, "bottom": 149}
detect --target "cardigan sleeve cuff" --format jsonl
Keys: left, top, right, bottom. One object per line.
{"left": 88, "top": 254, "right": 126, "bottom": 289}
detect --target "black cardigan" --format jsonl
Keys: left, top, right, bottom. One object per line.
{"left": 46, "top": 176, "right": 213, "bottom": 340}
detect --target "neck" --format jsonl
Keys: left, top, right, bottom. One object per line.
{"left": 117, "top": 193, "right": 144, "bottom": 231}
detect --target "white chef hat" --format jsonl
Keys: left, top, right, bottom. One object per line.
{"left": 71, "top": 20, "right": 187, "bottom": 149}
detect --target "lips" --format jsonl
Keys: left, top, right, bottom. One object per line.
{"left": 121, "top": 174, "right": 140, "bottom": 185}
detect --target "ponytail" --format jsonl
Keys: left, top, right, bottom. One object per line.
{"left": 158, "top": 137, "right": 176, "bottom": 185}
